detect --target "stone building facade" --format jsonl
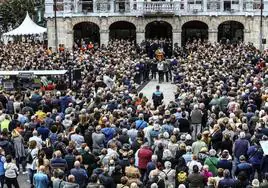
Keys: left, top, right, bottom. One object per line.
{"left": 45, "top": 0, "right": 268, "bottom": 50}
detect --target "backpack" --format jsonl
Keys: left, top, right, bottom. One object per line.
{"left": 177, "top": 171, "right": 187, "bottom": 183}
{"left": 26, "top": 150, "right": 34, "bottom": 164}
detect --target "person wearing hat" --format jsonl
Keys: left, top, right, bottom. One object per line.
{"left": 235, "top": 155, "right": 253, "bottom": 180}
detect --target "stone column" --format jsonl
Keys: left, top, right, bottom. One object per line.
{"left": 184, "top": 0, "right": 188, "bottom": 12}
{"left": 220, "top": 0, "right": 224, "bottom": 12}
{"left": 100, "top": 30, "right": 109, "bottom": 46}
{"left": 93, "top": 0, "right": 97, "bottom": 12}
{"left": 243, "top": 28, "right": 251, "bottom": 44}
{"left": 209, "top": 29, "right": 218, "bottom": 44}
{"left": 45, "top": 0, "right": 54, "bottom": 15}
{"left": 203, "top": 0, "right": 207, "bottom": 12}
{"left": 47, "top": 19, "right": 55, "bottom": 50}
{"left": 172, "top": 29, "right": 181, "bottom": 47}
{"left": 136, "top": 30, "right": 145, "bottom": 45}
{"left": 110, "top": 1, "right": 115, "bottom": 13}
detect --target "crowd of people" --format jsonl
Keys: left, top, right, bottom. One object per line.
{"left": 0, "top": 38, "right": 266, "bottom": 188}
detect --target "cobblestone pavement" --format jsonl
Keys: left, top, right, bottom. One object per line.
{"left": 141, "top": 78, "right": 177, "bottom": 106}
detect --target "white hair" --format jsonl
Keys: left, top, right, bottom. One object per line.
{"left": 239, "top": 131, "right": 246, "bottom": 139}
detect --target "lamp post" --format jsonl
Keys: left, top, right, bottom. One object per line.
{"left": 260, "top": 0, "right": 263, "bottom": 51}
{"left": 53, "top": 0, "right": 59, "bottom": 52}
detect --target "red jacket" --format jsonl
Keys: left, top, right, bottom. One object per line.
{"left": 138, "top": 146, "right": 153, "bottom": 169}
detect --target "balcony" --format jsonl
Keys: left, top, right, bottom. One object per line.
{"left": 143, "top": 2, "right": 176, "bottom": 16}
{"left": 44, "top": 0, "right": 268, "bottom": 17}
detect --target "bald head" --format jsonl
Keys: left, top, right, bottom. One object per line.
{"left": 74, "top": 161, "right": 80, "bottom": 168}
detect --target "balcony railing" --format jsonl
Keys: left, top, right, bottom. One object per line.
{"left": 143, "top": 2, "right": 175, "bottom": 14}
{"left": 44, "top": 0, "right": 268, "bottom": 17}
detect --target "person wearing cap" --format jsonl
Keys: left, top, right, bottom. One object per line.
{"left": 235, "top": 155, "right": 253, "bottom": 180}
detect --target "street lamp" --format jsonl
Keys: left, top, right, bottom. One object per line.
{"left": 53, "top": 0, "right": 58, "bottom": 52}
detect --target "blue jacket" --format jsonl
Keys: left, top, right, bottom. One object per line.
{"left": 235, "top": 162, "right": 252, "bottom": 179}
{"left": 33, "top": 172, "right": 49, "bottom": 188}
{"left": 234, "top": 138, "right": 249, "bottom": 158}
{"left": 37, "top": 126, "right": 50, "bottom": 141}
{"left": 70, "top": 167, "right": 88, "bottom": 187}
{"left": 161, "top": 124, "right": 174, "bottom": 135}
{"left": 217, "top": 159, "right": 232, "bottom": 173}
{"left": 135, "top": 120, "right": 147, "bottom": 130}
{"left": 102, "top": 128, "right": 115, "bottom": 144}
{"left": 60, "top": 96, "right": 72, "bottom": 113}
{"left": 0, "top": 155, "right": 5, "bottom": 176}
{"left": 218, "top": 177, "right": 236, "bottom": 188}
{"left": 247, "top": 145, "right": 263, "bottom": 165}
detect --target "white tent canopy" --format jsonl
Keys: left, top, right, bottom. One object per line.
{"left": 2, "top": 12, "right": 47, "bottom": 36}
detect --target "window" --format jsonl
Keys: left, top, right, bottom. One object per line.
{"left": 232, "top": 0, "right": 239, "bottom": 4}
{"left": 55, "top": 0, "right": 64, "bottom": 11}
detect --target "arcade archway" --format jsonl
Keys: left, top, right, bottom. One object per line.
{"left": 145, "top": 21, "right": 172, "bottom": 40}
{"left": 73, "top": 22, "right": 100, "bottom": 45}
{"left": 109, "top": 21, "right": 136, "bottom": 41}
{"left": 218, "top": 21, "right": 244, "bottom": 43}
{"left": 181, "top": 21, "right": 208, "bottom": 46}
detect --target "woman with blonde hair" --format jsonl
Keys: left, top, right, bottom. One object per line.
{"left": 11, "top": 129, "right": 26, "bottom": 174}
{"left": 36, "top": 150, "right": 50, "bottom": 177}
{"left": 210, "top": 124, "right": 223, "bottom": 152}
{"left": 167, "top": 135, "right": 178, "bottom": 157}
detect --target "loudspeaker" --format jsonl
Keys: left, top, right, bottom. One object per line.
{"left": 73, "top": 69, "right": 82, "bottom": 80}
